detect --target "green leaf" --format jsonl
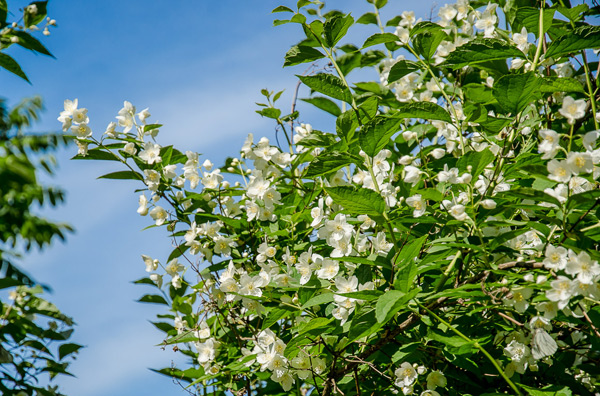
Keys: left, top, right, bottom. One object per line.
{"left": 457, "top": 149, "right": 494, "bottom": 179}
{"left": 305, "top": 151, "right": 362, "bottom": 178}
{"left": 514, "top": 7, "right": 555, "bottom": 37}
{"left": 412, "top": 29, "right": 445, "bottom": 60}
{"left": 12, "top": 31, "right": 54, "bottom": 57}
{"left": 519, "top": 384, "right": 572, "bottom": 396}
{"left": 301, "top": 96, "right": 342, "bottom": 116}
{"left": 394, "top": 236, "right": 427, "bottom": 292}
{"left": 336, "top": 109, "right": 359, "bottom": 141}
{"left": 539, "top": 77, "right": 585, "bottom": 93}
{"left": 348, "top": 309, "right": 382, "bottom": 342}
{"left": 325, "top": 186, "right": 386, "bottom": 216}
{"left": 284, "top": 45, "right": 325, "bottom": 66}
{"left": 272, "top": 5, "right": 293, "bottom": 13}
{"left": 97, "top": 170, "right": 143, "bottom": 181}
{"left": 58, "top": 343, "right": 83, "bottom": 360}
{"left": 301, "top": 292, "right": 334, "bottom": 309}
{"left": 299, "top": 317, "right": 333, "bottom": 335}
{"left": 298, "top": 73, "right": 353, "bottom": 103}
{"left": 392, "top": 102, "right": 452, "bottom": 123}
{"left": 361, "top": 33, "right": 399, "bottom": 49}
{"left": 557, "top": 4, "right": 588, "bottom": 22}
{"left": 387, "top": 60, "right": 421, "bottom": 83}
{"left": 409, "top": 21, "right": 444, "bottom": 37}
{"left": 262, "top": 306, "right": 295, "bottom": 330}
{"left": 375, "top": 289, "right": 417, "bottom": 324}
{"left": 443, "top": 38, "right": 524, "bottom": 69}
{"left": 497, "top": 187, "right": 561, "bottom": 207}
{"left": 335, "top": 290, "right": 383, "bottom": 301}
{"left": 358, "top": 116, "right": 403, "bottom": 157}
{"left": 492, "top": 72, "right": 541, "bottom": 114}
{"left": 71, "top": 148, "right": 121, "bottom": 161}
{"left": 331, "top": 255, "right": 392, "bottom": 270}
{"left": 356, "top": 12, "right": 378, "bottom": 25}
{"left": 0, "top": 53, "right": 29, "bottom": 82}
{"left": 256, "top": 108, "right": 281, "bottom": 119}
{"left": 566, "top": 189, "right": 600, "bottom": 210}
{"left": 546, "top": 25, "right": 600, "bottom": 58}
{"left": 138, "top": 294, "right": 169, "bottom": 305}
{"left": 323, "top": 14, "right": 354, "bottom": 47}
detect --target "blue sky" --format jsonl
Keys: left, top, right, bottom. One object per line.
{"left": 3, "top": 1, "right": 437, "bottom": 395}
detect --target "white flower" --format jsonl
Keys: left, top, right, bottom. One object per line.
{"left": 165, "top": 259, "right": 184, "bottom": 276}
{"left": 149, "top": 206, "right": 167, "bottom": 226}
{"left": 474, "top": 5, "right": 498, "bottom": 37}
{"left": 582, "top": 130, "right": 598, "bottom": 151}
{"left": 316, "top": 258, "right": 339, "bottom": 280}
{"left": 543, "top": 245, "right": 567, "bottom": 271}
{"left": 565, "top": 250, "right": 600, "bottom": 284}
{"left": 137, "top": 194, "right": 149, "bottom": 216}
{"left": 566, "top": 151, "right": 593, "bottom": 175}
{"left": 72, "top": 107, "right": 89, "bottom": 124}
{"left": 426, "top": 370, "right": 446, "bottom": 390}
{"left": 141, "top": 254, "right": 159, "bottom": 272}
{"left": 144, "top": 169, "right": 160, "bottom": 191}
{"left": 406, "top": 194, "right": 426, "bottom": 217}
{"left": 538, "top": 129, "right": 560, "bottom": 159}
{"left": 104, "top": 121, "right": 118, "bottom": 138}
{"left": 403, "top": 165, "right": 421, "bottom": 185}
{"left": 547, "top": 159, "right": 572, "bottom": 183}
{"left": 480, "top": 199, "right": 496, "bottom": 209}
{"left": 438, "top": 4, "right": 457, "bottom": 22}
{"left": 504, "top": 287, "right": 533, "bottom": 313}
{"left": 75, "top": 140, "right": 88, "bottom": 156}
{"left": 162, "top": 164, "right": 177, "bottom": 179}
{"left": 546, "top": 276, "right": 573, "bottom": 309}
{"left": 71, "top": 122, "right": 92, "bottom": 139}
{"left": 149, "top": 273, "right": 163, "bottom": 288}
{"left": 123, "top": 142, "right": 137, "bottom": 156}
{"left": 512, "top": 27, "right": 530, "bottom": 52}
{"left": 196, "top": 339, "right": 216, "bottom": 363}
{"left": 395, "top": 362, "right": 418, "bottom": 388}
{"left": 559, "top": 96, "right": 587, "bottom": 124}
{"left": 137, "top": 108, "right": 151, "bottom": 123}
{"left": 430, "top": 148, "right": 445, "bottom": 159}
{"left": 138, "top": 141, "right": 162, "bottom": 164}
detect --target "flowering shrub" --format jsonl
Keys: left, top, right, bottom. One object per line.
{"left": 65, "top": 0, "right": 600, "bottom": 394}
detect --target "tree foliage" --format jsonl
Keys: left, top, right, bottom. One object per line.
{"left": 69, "top": 0, "right": 600, "bottom": 395}
{"left": 0, "top": 2, "right": 79, "bottom": 395}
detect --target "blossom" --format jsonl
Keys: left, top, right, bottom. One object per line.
{"left": 565, "top": 250, "right": 600, "bottom": 284}
{"left": 406, "top": 194, "right": 426, "bottom": 217}
{"left": 512, "top": 27, "right": 530, "bottom": 52}
{"left": 546, "top": 276, "right": 573, "bottom": 309}
{"left": 141, "top": 254, "right": 158, "bottom": 272}
{"left": 138, "top": 141, "right": 162, "bottom": 164}
{"left": 196, "top": 339, "right": 216, "bottom": 363}
{"left": 75, "top": 140, "right": 88, "bottom": 156}
{"left": 149, "top": 206, "right": 167, "bottom": 226}
{"left": 71, "top": 122, "right": 92, "bottom": 139}
{"left": 538, "top": 129, "right": 560, "bottom": 159}
{"left": 566, "top": 151, "right": 593, "bottom": 175}
{"left": 316, "top": 258, "right": 339, "bottom": 280}
{"left": 123, "top": 142, "right": 137, "bottom": 156}
{"left": 547, "top": 159, "right": 572, "bottom": 183}
{"left": 504, "top": 287, "right": 533, "bottom": 313}
{"left": 395, "top": 362, "right": 418, "bottom": 387}
{"left": 543, "top": 245, "right": 567, "bottom": 271}
{"left": 426, "top": 370, "right": 447, "bottom": 390}
{"left": 559, "top": 96, "right": 587, "bottom": 124}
